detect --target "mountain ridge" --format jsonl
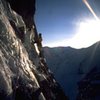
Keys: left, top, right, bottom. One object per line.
{"left": 44, "top": 41, "right": 100, "bottom": 100}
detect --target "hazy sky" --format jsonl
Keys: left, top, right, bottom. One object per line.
{"left": 35, "top": 0, "right": 100, "bottom": 48}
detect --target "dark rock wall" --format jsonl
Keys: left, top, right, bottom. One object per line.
{"left": 0, "top": 0, "right": 68, "bottom": 100}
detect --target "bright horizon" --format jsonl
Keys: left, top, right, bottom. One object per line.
{"left": 36, "top": 0, "right": 100, "bottom": 49}
{"left": 43, "top": 19, "right": 100, "bottom": 49}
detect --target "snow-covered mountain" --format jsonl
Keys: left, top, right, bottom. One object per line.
{"left": 44, "top": 42, "right": 100, "bottom": 100}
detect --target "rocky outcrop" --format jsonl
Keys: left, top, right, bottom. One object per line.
{"left": 0, "top": 0, "right": 68, "bottom": 100}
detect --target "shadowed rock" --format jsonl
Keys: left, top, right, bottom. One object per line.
{"left": 0, "top": 0, "right": 69, "bottom": 100}
{"left": 6, "top": 0, "right": 36, "bottom": 28}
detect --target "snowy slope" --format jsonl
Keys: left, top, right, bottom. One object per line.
{"left": 44, "top": 41, "right": 100, "bottom": 100}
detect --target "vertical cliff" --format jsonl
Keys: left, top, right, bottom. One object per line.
{"left": 0, "top": 0, "right": 68, "bottom": 100}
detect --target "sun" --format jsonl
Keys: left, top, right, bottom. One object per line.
{"left": 67, "top": 19, "right": 100, "bottom": 48}
{"left": 44, "top": 19, "right": 100, "bottom": 48}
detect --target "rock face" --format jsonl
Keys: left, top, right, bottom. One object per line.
{"left": 5, "top": 0, "right": 36, "bottom": 28}
{"left": 0, "top": 0, "right": 68, "bottom": 100}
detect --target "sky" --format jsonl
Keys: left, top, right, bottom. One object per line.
{"left": 35, "top": 0, "right": 100, "bottom": 48}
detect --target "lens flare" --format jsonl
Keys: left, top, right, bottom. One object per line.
{"left": 83, "top": 0, "right": 99, "bottom": 20}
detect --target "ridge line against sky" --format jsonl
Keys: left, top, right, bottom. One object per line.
{"left": 35, "top": 0, "right": 100, "bottom": 48}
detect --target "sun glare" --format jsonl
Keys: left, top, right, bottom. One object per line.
{"left": 67, "top": 19, "right": 100, "bottom": 48}
{"left": 44, "top": 19, "right": 100, "bottom": 49}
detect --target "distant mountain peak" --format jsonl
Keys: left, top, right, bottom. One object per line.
{"left": 44, "top": 41, "right": 100, "bottom": 100}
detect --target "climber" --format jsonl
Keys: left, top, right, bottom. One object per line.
{"left": 38, "top": 33, "right": 42, "bottom": 50}
{"left": 32, "top": 33, "right": 43, "bottom": 56}
{"left": 37, "top": 33, "right": 43, "bottom": 57}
